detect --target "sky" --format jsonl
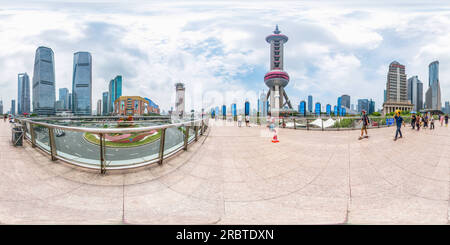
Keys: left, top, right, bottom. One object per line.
{"left": 1, "top": 0, "right": 450, "bottom": 113}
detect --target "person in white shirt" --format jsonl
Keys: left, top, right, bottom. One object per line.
{"left": 245, "top": 115, "right": 250, "bottom": 127}
{"left": 237, "top": 115, "right": 242, "bottom": 127}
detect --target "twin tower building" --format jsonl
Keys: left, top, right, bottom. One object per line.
{"left": 20, "top": 46, "right": 92, "bottom": 115}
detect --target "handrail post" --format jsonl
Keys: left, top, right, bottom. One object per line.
{"left": 158, "top": 128, "right": 166, "bottom": 165}
{"left": 194, "top": 125, "right": 198, "bottom": 141}
{"left": 200, "top": 120, "right": 204, "bottom": 135}
{"left": 99, "top": 133, "right": 106, "bottom": 174}
{"left": 293, "top": 118, "right": 296, "bottom": 129}
{"left": 307, "top": 119, "right": 309, "bottom": 130}
{"left": 48, "top": 127, "right": 57, "bottom": 161}
{"left": 184, "top": 126, "right": 189, "bottom": 151}
{"left": 30, "top": 124, "right": 36, "bottom": 148}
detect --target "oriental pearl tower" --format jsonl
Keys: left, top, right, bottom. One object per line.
{"left": 264, "top": 25, "right": 293, "bottom": 118}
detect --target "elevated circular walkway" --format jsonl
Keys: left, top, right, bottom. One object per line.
{"left": 0, "top": 120, "right": 449, "bottom": 224}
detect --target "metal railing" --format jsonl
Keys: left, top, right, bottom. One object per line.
{"left": 210, "top": 115, "right": 412, "bottom": 131}
{"left": 17, "top": 116, "right": 209, "bottom": 173}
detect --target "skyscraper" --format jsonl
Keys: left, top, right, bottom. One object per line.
{"left": 264, "top": 25, "right": 293, "bottom": 118}
{"left": 407, "top": 76, "right": 423, "bottom": 111}
{"left": 68, "top": 93, "right": 72, "bottom": 111}
{"left": 175, "top": 83, "right": 185, "bottom": 117}
{"left": 308, "top": 95, "right": 313, "bottom": 113}
{"left": 72, "top": 52, "right": 92, "bottom": 116}
{"left": 258, "top": 90, "right": 267, "bottom": 117}
{"left": 369, "top": 99, "right": 375, "bottom": 114}
{"left": 341, "top": 94, "right": 350, "bottom": 109}
{"left": 10, "top": 100, "right": 15, "bottom": 115}
{"left": 97, "top": 99, "right": 102, "bottom": 116}
{"left": 59, "top": 88, "right": 69, "bottom": 110}
{"left": 108, "top": 75, "right": 122, "bottom": 114}
{"left": 32, "top": 46, "right": 56, "bottom": 115}
{"left": 425, "top": 61, "right": 442, "bottom": 110}
{"left": 102, "top": 91, "right": 109, "bottom": 115}
{"left": 382, "top": 61, "right": 413, "bottom": 114}
{"left": 17, "top": 73, "right": 30, "bottom": 115}
{"left": 0, "top": 100, "right": 3, "bottom": 114}
{"left": 358, "top": 99, "right": 369, "bottom": 113}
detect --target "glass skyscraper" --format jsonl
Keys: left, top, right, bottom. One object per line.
{"left": 407, "top": 76, "right": 423, "bottom": 111}
{"left": 32, "top": 46, "right": 56, "bottom": 115}
{"left": 341, "top": 95, "right": 350, "bottom": 109}
{"left": 425, "top": 61, "right": 442, "bottom": 110}
{"left": 59, "top": 88, "right": 69, "bottom": 110}
{"left": 308, "top": 95, "right": 313, "bottom": 113}
{"left": 11, "top": 99, "right": 15, "bottom": 115}
{"left": 102, "top": 91, "right": 109, "bottom": 115}
{"left": 18, "top": 73, "right": 30, "bottom": 115}
{"left": 68, "top": 93, "right": 72, "bottom": 111}
{"left": 72, "top": 52, "right": 92, "bottom": 115}
{"left": 108, "top": 75, "right": 122, "bottom": 114}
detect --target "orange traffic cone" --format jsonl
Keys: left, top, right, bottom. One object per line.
{"left": 272, "top": 131, "right": 279, "bottom": 143}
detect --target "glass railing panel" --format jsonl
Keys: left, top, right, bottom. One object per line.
{"left": 32, "top": 124, "right": 50, "bottom": 152}
{"left": 163, "top": 126, "right": 185, "bottom": 156}
{"left": 25, "top": 122, "right": 31, "bottom": 139}
{"left": 54, "top": 129, "right": 100, "bottom": 165}
{"left": 103, "top": 128, "right": 161, "bottom": 166}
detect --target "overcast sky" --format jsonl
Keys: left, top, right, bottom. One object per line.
{"left": 1, "top": 0, "right": 450, "bottom": 113}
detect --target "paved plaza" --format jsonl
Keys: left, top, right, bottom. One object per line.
{"left": 0, "top": 120, "right": 449, "bottom": 224}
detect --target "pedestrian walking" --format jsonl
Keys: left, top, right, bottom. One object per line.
{"left": 3, "top": 114, "right": 6, "bottom": 122}
{"left": 430, "top": 116, "right": 435, "bottom": 130}
{"left": 440, "top": 115, "right": 444, "bottom": 126}
{"left": 411, "top": 114, "right": 416, "bottom": 129}
{"left": 423, "top": 115, "right": 428, "bottom": 128}
{"left": 445, "top": 114, "right": 449, "bottom": 127}
{"left": 416, "top": 115, "right": 421, "bottom": 131}
{"left": 245, "top": 115, "right": 250, "bottom": 127}
{"left": 237, "top": 114, "right": 242, "bottom": 127}
{"left": 394, "top": 110, "right": 404, "bottom": 141}
{"left": 358, "top": 110, "right": 369, "bottom": 140}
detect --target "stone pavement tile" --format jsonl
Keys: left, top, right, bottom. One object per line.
{"left": 168, "top": 174, "right": 205, "bottom": 196}
{"left": 0, "top": 198, "right": 123, "bottom": 224}
{"left": 222, "top": 196, "right": 347, "bottom": 224}
{"left": 349, "top": 196, "right": 448, "bottom": 224}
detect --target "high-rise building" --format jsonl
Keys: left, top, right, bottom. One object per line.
{"left": 175, "top": 83, "right": 185, "bottom": 117}
{"left": 32, "top": 46, "right": 56, "bottom": 115}
{"left": 308, "top": 95, "right": 313, "bottom": 113}
{"left": 425, "top": 61, "right": 442, "bottom": 110}
{"left": 102, "top": 91, "right": 109, "bottom": 115}
{"left": 97, "top": 99, "right": 102, "bottom": 116}
{"left": 383, "top": 90, "right": 386, "bottom": 102}
{"left": 358, "top": 99, "right": 369, "bottom": 113}
{"left": 72, "top": 52, "right": 92, "bottom": 116}
{"left": 10, "top": 99, "right": 15, "bottom": 115}
{"left": 407, "top": 76, "right": 423, "bottom": 112}
{"left": 382, "top": 61, "right": 413, "bottom": 114}
{"left": 68, "top": 93, "right": 72, "bottom": 111}
{"left": 369, "top": 99, "right": 375, "bottom": 114}
{"left": 258, "top": 90, "right": 267, "bottom": 117}
{"left": 264, "top": 25, "right": 293, "bottom": 118}
{"left": 0, "top": 100, "right": 3, "bottom": 114}
{"left": 59, "top": 88, "right": 69, "bottom": 110}
{"left": 17, "top": 73, "right": 30, "bottom": 115}
{"left": 445, "top": 101, "right": 450, "bottom": 114}
{"left": 341, "top": 94, "right": 350, "bottom": 109}
{"left": 351, "top": 104, "right": 355, "bottom": 111}
{"left": 108, "top": 75, "right": 122, "bottom": 114}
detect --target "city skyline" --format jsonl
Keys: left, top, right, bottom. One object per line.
{"left": 1, "top": 1, "right": 450, "bottom": 113}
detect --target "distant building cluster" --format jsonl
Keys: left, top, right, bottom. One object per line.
{"left": 382, "top": 60, "right": 443, "bottom": 115}
{"left": 9, "top": 46, "right": 159, "bottom": 117}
